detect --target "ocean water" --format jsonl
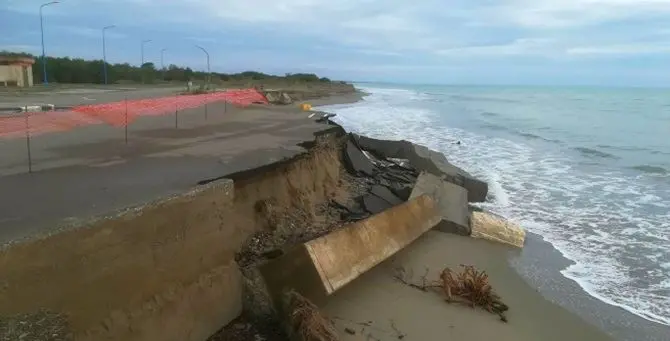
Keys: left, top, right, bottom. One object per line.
{"left": 319, "top": 84, "right": 670, "bottom": 327}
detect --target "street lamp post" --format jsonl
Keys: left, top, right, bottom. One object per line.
{"left": 141, "top": 39, "right": 152, "bottom": 66}
{"left": 160, "top": 48, "right": 167, "bottom": 81}
{"left": 102, "top": 25, "right": 116, "bottom": 85}
{"left": 194, "top": 45, "right": 210, "bottom": 87}
{"left": 39, "top": 1, "right": 60, "bottom": 85}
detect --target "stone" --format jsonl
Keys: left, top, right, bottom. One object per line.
{"left": 410, "top": 172, "right": 470, "bottom": 236}
{"left": 354, "top": 134, "right": 488, "bottom": 202}
{"left": 264, "top": 91, "right": 279, "bottom": 103}
{"left": 343, "top": 140, "right": 375, "bottom": 176}
{"left": 316, "top": 113, "right": 336, "bottom": 123}
{"left": 362, "top": 194, "right": 392, "bottom": 214}
{"left": 389, "top": 184, "right": 413, "bottom": 201}
{"left": 279, "top": 92, "right": 293, "bottom": 105}
{"left": 370, "top": 185, "right": 403, "bottom": 206}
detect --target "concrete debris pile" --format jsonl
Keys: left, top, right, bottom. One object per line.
{"left": 330, "top": 136, "right": 419, "bottom": 222}
{"left": 336, "top": 133, "right": 525, "bottom": 247}
{"left": 264, "top": 91, "right": 294, "bottom": 105}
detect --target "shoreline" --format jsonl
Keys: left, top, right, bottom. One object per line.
{"left": 323, "top": 231, "right": 611, "bottom": 341}
{"left": 512, "top": 232, "right": 670, "bottom": 341}
{"left": 314, "top": 92, "right": 670, "bottom": 341}
{"left": 1, "top": 89, "right": 666, "bottom": 340}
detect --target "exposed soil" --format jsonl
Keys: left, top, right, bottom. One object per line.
{"left": 0, "top": 310, "right": 72, "bottom": 341}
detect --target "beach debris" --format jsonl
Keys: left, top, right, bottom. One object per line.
{"left": 370, "top": 185, "right": 403, "bottom": 206}
{"left": 440, "top": 265, "right": 509, "bottom": 321}
{"left": 393, "top": 265, "right": 509, "bottom": 322}
{"left": 343, "top": 140, "right": 375, "bottom": 177}
{"left": 284, "top": 290, "right": 340, "bottom": 341}
{"left": 470, "top": 211, "right": 526, "bottom": 248}
{"left": 344, "top": 328, "right": 356, "bottom": 335}
{"left": 409, "top": 172, "right": 470, "bottom": 236}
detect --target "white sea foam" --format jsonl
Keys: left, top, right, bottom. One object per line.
{"left": 317, "top": 86, "right": 670, "bottom": 327}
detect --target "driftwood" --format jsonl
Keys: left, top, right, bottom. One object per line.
{"left": 394, "top": 265, "right": 509, "bottom": 322}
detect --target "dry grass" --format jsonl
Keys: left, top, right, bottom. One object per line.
{"left": 394, "top": 265, "right": 509, "bottom": 322}
{"left": 283, "top": 291, "right": 339, "bottom": 341}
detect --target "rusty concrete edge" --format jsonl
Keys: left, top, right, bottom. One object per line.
{"left": 0, "top": 178, "right": 234, "bottom": 250}
{"left": 291, "top": 194, "right": 440, "bottom": 297}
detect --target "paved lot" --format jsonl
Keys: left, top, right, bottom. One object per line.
{"left": 0, "top": 96, "right": 354, "bottom": 244}
{"left": 0, "top": 86, "right": 185, "bottom": 108}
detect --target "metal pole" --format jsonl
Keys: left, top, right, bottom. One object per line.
{"left": 102, "top": 25, "right": 116, "bottom": 85}
{"left": 24, "top": 110, "right": 32, "bottom": 173}
{"left": 160, "top": 48, "right": 167, "bottom": 81}
{"left": 195, "top": 45, "right": 211, "bottom": 121}
{"left": 175, "top": 94, "right": 178, "bottom": 129}
{"left": 124, "top": 96, "right": 128, "bottom": 144}
{"left": 141, "top": 39, "right": 152, "bottom": 66}
{"left": 194, "top": 45, "right": 211, "bottom": 88}
{"left": 39, "top": 1, "right": 59, "bottom": 86}
{"left": 140, "top": 39, "right": 151, "bottom": 84}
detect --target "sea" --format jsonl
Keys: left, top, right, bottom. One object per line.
{"left": 318, "top": 84, "right": 670, "bottom": 331}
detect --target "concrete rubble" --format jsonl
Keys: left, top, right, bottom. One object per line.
{"left": 410, "top": 172, "right": 470, "bottom": 236}
{"left": 353, "top": 134, "right": 489, "bottom": 203}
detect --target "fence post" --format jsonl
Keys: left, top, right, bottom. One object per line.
{"left": 24, "top": 108, "right": 32, "bottom": 173}
{"left": 204, "top": 95, "right": 208, "bottom": 121}
{"left": 175, "top": 94, "right": 179, "bottom": 129}
{"left": 124, "top": 96, "right": 129, "bottom": 144}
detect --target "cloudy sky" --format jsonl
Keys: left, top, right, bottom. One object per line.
{"left": 2, "top": 0, "right": 670, "bottom": 86}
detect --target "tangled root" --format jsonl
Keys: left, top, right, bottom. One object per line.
{"left": 440, "top": 265, "right": 509, "bottom": 321}
{"left": 394, "top": 265, "right": 509, "bottom": 322}
{"left": 284, "top": 291, "right": 340, "bottom": 341}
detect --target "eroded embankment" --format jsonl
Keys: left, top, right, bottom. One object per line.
{"left": 0, "top": 132, "right": 348, "bottom": 341}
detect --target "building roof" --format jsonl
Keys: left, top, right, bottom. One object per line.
{"left": 0, "top": 56, "right": 36, "bottom": 65}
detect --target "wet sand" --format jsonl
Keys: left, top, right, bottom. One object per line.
{"left": 323, "top": 231, "right": 612, "bottom": 341}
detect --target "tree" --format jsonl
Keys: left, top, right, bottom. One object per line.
{"left": 1, "top": 50, "right": 337, "bottom": 85}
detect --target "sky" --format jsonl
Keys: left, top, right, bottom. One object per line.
{"left": 1, "top": 0, "right": 670, "bottom": 86}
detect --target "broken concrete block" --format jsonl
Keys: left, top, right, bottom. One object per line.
{"left": 259, "top": 195, "right": 440, "bottom": 307}
{"left": 355, "top": 134, "right": 488, "bottom": 202}
{"left": 471, "top": 211, "right": 526, "bottom": 248}
{"left": 410, "top": 172, "right": 470, "bottom": 236}
{"left": 389, "top": 183, "right": 413, "bottom": 201}
{"left": 370, "top": 185, "right": 403, "bottom": 206}
{"left": 362, "top": 194, "right": 392, "bottom": 214}
{"left": 343, "top": 140, "right": 375, "bottom": 176}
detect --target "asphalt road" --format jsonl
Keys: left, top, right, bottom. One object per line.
{"left": 0, "top": 95, "right": 357, "bottom": 244}
{"left": 0, "top": 86, "right": 185, "bottom": 108}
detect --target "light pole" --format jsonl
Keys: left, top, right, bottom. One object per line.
{"left": 39, "top": 1, "right": 60, "bottom": 85}
{"left": 195, "top": 45, "right": 210, "bottom": 87}
{"left": 160, "top": 48, "right": 167, "bottom": 70}
{"left": 141, "top": 39, "right": 152, "bottom": 66}
{"left": 160, "top": 48, "right": 167, "bottom": 80}
{"left": 102, "top": 25, "right": 116, "bottom": 85}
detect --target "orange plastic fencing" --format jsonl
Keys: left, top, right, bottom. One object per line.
{"left": 0, "top": 88, "right": 268, "bottom": 139}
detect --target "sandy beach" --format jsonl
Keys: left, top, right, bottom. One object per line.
{"left": 323, "top": 231, "right": 612, "bottom": 341}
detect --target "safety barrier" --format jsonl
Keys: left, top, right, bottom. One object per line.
{"left": 0, "top": 88, "right": 268, "bottom": 139}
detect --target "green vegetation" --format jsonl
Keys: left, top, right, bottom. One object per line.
{"left": 0, "top": 51, "right": 334, "bottom": 85}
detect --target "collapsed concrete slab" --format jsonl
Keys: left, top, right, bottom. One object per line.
{"left": 370, "top": 185, "right": 403, "bottom": 206}
{"left": 259, "top": 194, "right": 440, "bottom": 307}
{"left": 343, "top": 140, "right": 375, "bottom": 177}
{"left": 410, "top": 172, "right": 470, "bottom": 236}
{"left": 354, "top": 134, "right": 488, "bottom": 203}
{"left": 470, "top": 211, "right": 526, "bottom": 248}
